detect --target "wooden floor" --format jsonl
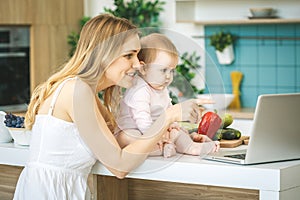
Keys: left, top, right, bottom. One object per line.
{"left": 0, "top": 165, "right": 259, "bottom": 200}
{"left": 0, "top": 165, "right": 23, "bottom": 200}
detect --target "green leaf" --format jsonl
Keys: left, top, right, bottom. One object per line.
{"left": 103, "top": 0, "right": 165, "bottom": 28}
{"left": 209, "top": 30, "right": 235, "bottom": 52}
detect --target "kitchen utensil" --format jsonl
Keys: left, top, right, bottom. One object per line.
{"left": 197, "top": 94, "right": 234, "bottom": 110}
{"left": 229, "top": 71, "right": 243, "bottom": 109}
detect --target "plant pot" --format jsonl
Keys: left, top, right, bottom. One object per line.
{"left": 215, "top": 45, "right": 235, "bottom": 65}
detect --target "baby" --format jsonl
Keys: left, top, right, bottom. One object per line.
{"left": 115, "top": 33, "right": 219, "bottom": 157}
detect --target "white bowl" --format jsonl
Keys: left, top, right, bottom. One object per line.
{"left": 0, "top": 111, "right": 13, "bottom": 143}
{"left": 250, "top": 8, "right": 273, "bottom": 18}
{"left": 8, "top": 128, "right": 32, "bottom": 146}
{"left": 197, "top": 93, "right": 234, "bottom": 110}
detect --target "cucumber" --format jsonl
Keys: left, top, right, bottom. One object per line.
{"left": 212, "top": 129, "right": 223, "bottom": 141}
{"left": 220, "top": 128, "right": 241, "bottom": 140}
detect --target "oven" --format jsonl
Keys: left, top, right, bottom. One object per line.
{"left": 0, "top": 26, "right": 30, "bottom": 112}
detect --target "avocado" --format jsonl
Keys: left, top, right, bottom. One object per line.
{"left": 220, "top": 128, "right": 241, "bottom": 140}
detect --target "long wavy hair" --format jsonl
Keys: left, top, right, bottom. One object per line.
{"left": 25, "top": 14, "right": 138, "bottom": 130}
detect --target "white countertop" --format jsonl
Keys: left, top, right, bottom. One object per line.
{"left": 92, "top": 149, "right": 300, "bottom": 192}
{"left": 1, "top": 142, "right": 300, "bottom": 194}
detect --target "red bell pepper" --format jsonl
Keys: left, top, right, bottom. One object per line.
{"left": 198, "top": 111, "right": 222, "bottom": 139}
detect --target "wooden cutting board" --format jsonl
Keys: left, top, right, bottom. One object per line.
{"left": 220, "top": 136, "right": 250, "bottom": 148}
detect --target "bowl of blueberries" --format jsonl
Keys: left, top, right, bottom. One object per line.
{"left": 4, "top": 113, "right": 31, "bottom": 146}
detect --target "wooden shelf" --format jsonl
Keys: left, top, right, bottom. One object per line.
{"left": 177, "top": 18, "right": 300, "bottom": 25}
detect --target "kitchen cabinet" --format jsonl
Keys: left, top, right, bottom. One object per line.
{"left": 0, "top": 0, "right": 84, "bottom": 92}
{"left": 176, "top": 0, "right": 300, "bottom": 25}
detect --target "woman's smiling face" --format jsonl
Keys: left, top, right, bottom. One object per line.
{"left": 102, "top": 34, "right": 141, "bottom": 89}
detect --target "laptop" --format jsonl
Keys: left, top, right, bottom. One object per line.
{"left": 203, "top": 93, "right": 300, "bottom": 165}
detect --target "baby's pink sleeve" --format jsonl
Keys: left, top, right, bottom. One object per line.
{"left": 125, "top": 88, "right": 153, "bottom": 134}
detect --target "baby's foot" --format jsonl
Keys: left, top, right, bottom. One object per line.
{"left": 163, "top": 143, "right": 176, "bottom": 158}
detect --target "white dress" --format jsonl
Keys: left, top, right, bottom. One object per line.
{"left": 13, "top": 78, "right": 97, "bottom": 200}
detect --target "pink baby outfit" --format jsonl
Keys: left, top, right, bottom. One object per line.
{"left": 117, "top": 76, "right": 172, "bottom": 134}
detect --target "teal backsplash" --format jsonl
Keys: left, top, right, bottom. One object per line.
{"left": 204, "top": 24, "right": 300, "bottom": 108}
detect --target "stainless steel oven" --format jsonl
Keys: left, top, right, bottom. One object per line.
{"left": 0, "top": 26, "right": 30, "bottom": 112}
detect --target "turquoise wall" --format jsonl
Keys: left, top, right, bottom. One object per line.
{"left": 204, "top": 24, "right": 300, "bottom": 108}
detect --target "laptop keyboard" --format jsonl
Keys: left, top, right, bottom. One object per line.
{"left": 224, "top": 153, "right": 246, "bottom": 160}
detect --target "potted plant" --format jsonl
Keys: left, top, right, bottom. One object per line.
{"left": 209, "top": 31, "right": 236, "bottom": 65}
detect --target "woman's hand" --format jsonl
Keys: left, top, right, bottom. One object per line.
{"left": 157, "top": 132, "right": 172, "bottom": 151}
{"left": 168, "top": 122, "right": 180, "bottom": 131}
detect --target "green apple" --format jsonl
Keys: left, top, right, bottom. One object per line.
{"left": 221, "top": 113, "right": 233, "bottom": 128}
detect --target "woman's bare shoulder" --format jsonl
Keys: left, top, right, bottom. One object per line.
{"left": 63, "top": 77, "right": 94, "bottom": 97}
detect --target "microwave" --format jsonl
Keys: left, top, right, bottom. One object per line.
{"left": 0, "top": 27, "right": 29, "bottom": 48}
{"left": 0, "top": 31, "right": 9, "bottom": 44}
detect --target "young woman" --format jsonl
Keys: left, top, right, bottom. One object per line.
{"left": 13, "top": 14, "right": 204, "bottom": 200}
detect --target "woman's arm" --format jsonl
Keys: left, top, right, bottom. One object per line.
{"left": 71, "top": 79, "right": 177, "bottom": 178}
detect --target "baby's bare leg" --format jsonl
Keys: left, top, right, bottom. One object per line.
{"left": 174, "top": 130, "right": 216, "bottom": 156}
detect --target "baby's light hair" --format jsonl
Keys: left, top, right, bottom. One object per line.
{"left": 138, "top": 33, "right": 178, "bottom": 65}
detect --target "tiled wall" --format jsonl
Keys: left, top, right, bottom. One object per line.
{"left": 204, "top": 24, "right": 300, "bottom": 108}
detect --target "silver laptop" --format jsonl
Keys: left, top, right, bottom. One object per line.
{"left": 203, "top": 93, "right": 300, "bottom": 165}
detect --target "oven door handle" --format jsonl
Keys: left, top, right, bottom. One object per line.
{"left": 0, "top": 52, "right": 26, "bottom": 58}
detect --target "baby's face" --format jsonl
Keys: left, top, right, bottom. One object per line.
{"left": 143, "top": 51, "right": 178, "bottom": 90}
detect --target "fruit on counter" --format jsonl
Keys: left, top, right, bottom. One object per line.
{"left": 4, "top": 113, "right": 25, "bottom": 128}
{"left": 197, "top": 111, "right": 222, "bottom": 139}
{"left": 220, "top": 113, "right": 233, "bottom": 128}
{"left": 219, "top": 128, "right": 241, "bottom": 140}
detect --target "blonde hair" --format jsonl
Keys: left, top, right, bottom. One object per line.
{"left": 138, "top": 33, "right": 178, "bottom": 65}
{"left": 25, "top": 14, "right": 138, "bottom": 130}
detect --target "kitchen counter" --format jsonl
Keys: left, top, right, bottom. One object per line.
{"left": 1, "top": 142, "right": 299, "bottom": 200}
{"left": 226, "top": 108, "right": 255, "bottom": 120}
